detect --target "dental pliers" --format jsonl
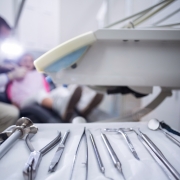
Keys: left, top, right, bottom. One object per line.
{"left": 23, "top": 132, "right": 61, "bottom": 180}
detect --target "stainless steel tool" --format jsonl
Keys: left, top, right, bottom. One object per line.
{"left": 135, "top": 128, "right": 180, "bottom": 180}
{"left": 104, "top": 128, "right": 140, "bottom": 160}
{"left": 69, "top": 127, "right": 88, "bottom": 180}
{"left": 49, "top": 130, "right": 70, "bottom": 172}
{"left": 88, "top": 130, "right": 113, "bottom": 180}
{"left": 160, "top": 121, "right": 180, "bottom": 136}
{"left": 23, "top": 132, "right": 61, "bottom": 180}
{"left": 134, "top": 130, "right": 175, "bottom": 180}
{"left": 148, "top": 119, "right": 180, "bottom": 147}
{"left": 101, "top": 133, "right": 126, "bottom": 180}
{"left": 0, "top": 125, "right": 16, "bottom": 145}
{"left": 0, "top": 117, "right": 38, "bottom": 159}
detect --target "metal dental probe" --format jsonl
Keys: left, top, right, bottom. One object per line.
{"left": 104, "top": 128, "right": 140, "bottom": 160}
{"left": 160, "top": 127, "right": 180, "bottom": 147}
{"left": 101, "top": 133, "right": 126, "bottom": 180}
{"left": 138, "top": 129, "right": 180, "bottom": 180}
{"left": 131, "top": 128, "right": 176, "bottom": 180}
{"left": 88, "top": 130, "right": 113, "bottom": 180}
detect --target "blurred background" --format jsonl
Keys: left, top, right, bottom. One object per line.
{"left": 0, "top": 0, "right": 180, "bottom": 129}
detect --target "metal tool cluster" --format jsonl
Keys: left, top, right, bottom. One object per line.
{"left": 0, "top": 117, "right": 180, "bottom": 180}
{"left": 0, "top": 117, "right": 71, "bottom": 180}
{"left": 0, "top": 117, "right": 38, "bottom": 159}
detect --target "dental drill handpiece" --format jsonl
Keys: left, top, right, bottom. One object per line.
{"left": 88, "top": 130, "right": 113, "bottom": 180}
{"left": 101, "top": 133, "right": 126, "bottom": 180}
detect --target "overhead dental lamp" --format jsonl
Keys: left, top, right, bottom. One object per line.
{"left": 34, "top": 28, "right": 180, "bottom": 121}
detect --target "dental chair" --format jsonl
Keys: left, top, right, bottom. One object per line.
{"left": 19, "top": 103, "right": 61, "bottom": 123}
{"left": 1, "top": 82, "right": 62, "bottom": 124}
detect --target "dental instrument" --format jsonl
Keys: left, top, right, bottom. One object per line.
{"left": 23, "top": 132, "right": 61, "bottom": 180}
{"left": 101, "top": 133, "right": 126, "bottom": 180}
{"left": 0, "top": 117, "right": 38, "bottom": 159}
{"left": 148, "top": 119, "right": 180, "bottom": 147}
{"left": 160, "top": 121, "right": 180, "bottom": 136}
{"left": 132, "top": 129, "right": 175, "bottom": 180}
{"left": 70, "top": 127, "right": 88, "bottom": 180}
{"left": 137, "top": 128, "right": 180, "bottom": 180}
{"left": 88, "top": 130, "right": 113, "bottom": 180}
{"left": 104, "top": 128, "right": 140, "bottom": 160}
{"left": 49, "top": 130, "right": 70, "bottom": 172}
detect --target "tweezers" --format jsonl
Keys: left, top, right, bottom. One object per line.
{"left": 69, "top": 127, "right": 88, "bottom": 180}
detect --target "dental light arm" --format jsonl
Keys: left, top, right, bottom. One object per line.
{"left": 34, "top": 29, "right": 180, "bottom": 88}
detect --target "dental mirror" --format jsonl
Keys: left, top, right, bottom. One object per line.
{"left": 148, "top": 118, "right": 160, "bottom": 130}
{"left": 148, "top": 118, "right": 180, "bottom": 147}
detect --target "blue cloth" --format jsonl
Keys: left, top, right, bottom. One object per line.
{"left": 45, "top": 46, "right": 89, "bottom": 72}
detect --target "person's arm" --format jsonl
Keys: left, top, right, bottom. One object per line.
{"left": 0, "top": 73, "right": 9, "bottom": 87}
{"left": 0, "top": 67, "right": 27, "bottom": 87}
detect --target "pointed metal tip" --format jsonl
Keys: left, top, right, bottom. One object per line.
{"left": 121, "top": 172, "right": 126, "bottom": 180}
{"left": 138, "top": 128, "right": 142, "bottom": 134}
{"left": 87, "top": 129, "right": 91, "bottom": 134}
{"left": 135, "top": 156, "right": 140, "bottom": 161}
{"left": 48, "top": 169, "right": 54, "bottom": 173}
{"left": 48, "top": 165, "right": 55, "bottom": 173}
{"left": 133, "top": 151, "right": 140, "bottom": 161}
{"left": 134, "top": 156, "right": 140, "bottom": 161}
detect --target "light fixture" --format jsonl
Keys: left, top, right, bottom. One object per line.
{"left": 0, "top": 39, "right": 24, "bottom": 59}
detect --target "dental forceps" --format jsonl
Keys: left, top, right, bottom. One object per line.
{"left": 104, "top": 128, "right": 140, "bottom": 160}
{"left": 0, "top": 117, "right": 38, "bottom": 160}
{"left": 23, "top": 132, "right": 61, "bottom": 180}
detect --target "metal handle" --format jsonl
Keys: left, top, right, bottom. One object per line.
{"left": 137, "top": 133, "right": 176, "bottom": 180}
{"left": 40, "top": 132, "right": 61, "bottom": 155}
{"left": 142, "top": 133, "right": 165, "bottom": 159}
{"left": 119, "top": 129, "right": 135, "bottom": 152}
{"left": 0, "top": 130, "right": 22, "bottom": 159}
{"left": 164, "top": 132, "right": 180, "bottom": 147}
{"left": 160, "top": 122, "right": 180, "bottom": 136}
{"left": 60, "top": 130, "right": 70, "bottom": 145}
{"left": 89, "top": 131, "right": 105, "bottom": 173}
{"left": 104, "top": 128, "right": 118, "bottom": 132}
{"left": 101, "top": 133, "right": 120, "bottom": 167}
{"left": 25, "top": 134, "right": 35, "bottom": 152}
{"left": 139, "top": 130, "right": 180, "bottom": 180}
